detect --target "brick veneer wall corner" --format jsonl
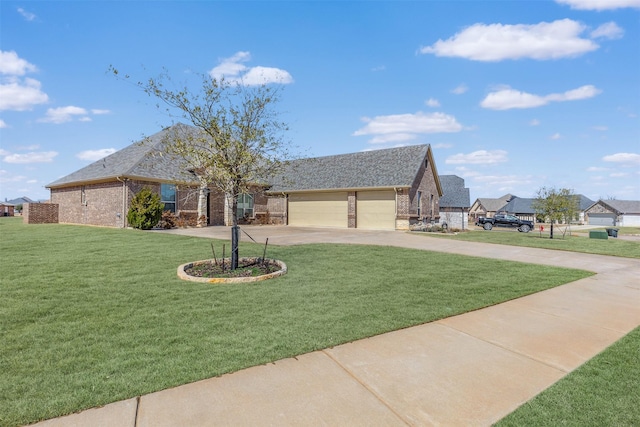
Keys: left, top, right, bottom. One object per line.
{"left": 23, "top": 203, "right": 59, "bottom": 224}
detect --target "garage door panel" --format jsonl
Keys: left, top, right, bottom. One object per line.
{"left": 588, "top": 213, "right": 615, "bottom": 226}
{"left": 357, "top": 190, "right": 396, "bottom": 230}
{"left": 289, "top": 192, "right": 348, "bottom": 228}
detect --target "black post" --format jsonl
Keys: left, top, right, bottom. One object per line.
{"left": 231, "top": 225, "right": 239, "bottom": 270}
{"left": 550, "top": 223, "right": 554, "bottom": 239}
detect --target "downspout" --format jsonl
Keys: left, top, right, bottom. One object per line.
{"left": 116, "top": 177, "right": 128, "bottom": 228}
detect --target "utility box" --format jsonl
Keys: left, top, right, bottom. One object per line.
{"left": 589, "top": 230, "right": 608, "bottom": 240}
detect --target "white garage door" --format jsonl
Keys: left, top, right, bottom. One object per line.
{"left": 588, "top": 213, "right": 616, "bottom": 226}
{"left": 288, "top": 192, "right": 348, "bottom": 228}
{"left": 621, "top": 215, "right": 640, "bottom": 226}
{"left": 357, "top": 190, "right": 396, "bottom": 230}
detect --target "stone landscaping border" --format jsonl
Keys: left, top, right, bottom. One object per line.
{"left": 177, "top": 258, "right": 287, "bottom": 284}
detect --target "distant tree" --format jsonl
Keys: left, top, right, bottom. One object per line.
{"left": 112, "top": 67, "right": 291, "bottom": 269}
{"left": 127, "top": 187, "right": 164, "bottom": 230}
{"left": 532, "top": 187, "right": 579, "bottom": 239}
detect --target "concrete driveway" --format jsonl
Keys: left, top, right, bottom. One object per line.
{"left": 33, "top": 226, "right": 640, "bottom": 427}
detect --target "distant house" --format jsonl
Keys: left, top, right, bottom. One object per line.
{"left": 47, "top": 123, "right": 444, "bottom": 230}
{"left": 7, "top": 196, "right": 36, "bottom": 206}
{"left": 500, "top": 194, "right": 594, "bottom": 224}
{"left": 469, "top": 194, "right": 514, "bottom": 223}
{"left": 438, "top": 175, "right": 470, "bottom": 230}
{"left": 1, "top": 202, "right": 15, "bottom": 217}
{"left": 585, "top": 200, "right": 640, "bottom": 226}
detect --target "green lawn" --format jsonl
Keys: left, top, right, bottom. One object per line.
{"left": 419, "top": 227, "right": 640, "bottom": 258}
{"left": 0, "top": 217, "right": 592, "bottom": 427}
{"left": 496, "top": 326, "right": 640, "bottom": 427}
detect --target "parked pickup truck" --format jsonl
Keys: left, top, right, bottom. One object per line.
{"left": 475, "top": 214, "right": 534, "bottom": 232}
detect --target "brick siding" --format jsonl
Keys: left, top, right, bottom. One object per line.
{"left": 23, "top": 203, "right": 59, "bottom": 224}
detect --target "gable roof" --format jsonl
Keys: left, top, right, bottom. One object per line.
{"left": 576, "top": 194, "right": 595, "bottom": 211}
{"left": 472, "top": 194, "right": 514, "bottom": 212}
{"left": 6, "top": 196, "right": 35, "bottom": 205}
{"left": 500, "top": 196, "right": 535, "bottom": 214}
{"left": 438, "top": 175, "right": 470, "bottom": 208}
{"left": 588, "top": 199, "right": 640, "bottom": 214}
{"left": 47, "top": 124, "right": 197, "bottom": 189}
{"left": 268, "top": 144, "right": 442, "bottom": 194}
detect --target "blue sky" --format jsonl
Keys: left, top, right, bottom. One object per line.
{"left": 1, "top": 0, "right": 639, "bottom": 203}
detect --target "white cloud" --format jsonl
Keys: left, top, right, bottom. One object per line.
{"left": 550, "top": 133, "right": 561, "bottom": 140}
{"left": 530, "top": 119, "right": 541, "bottom": 126}
{"left": 0, "top": 77, "right": 49, "bottom": 111}
{"left": 3, "top": 151, "right": 58, "bottom": 164}
{"left": 0, "top": 169, "right": 27, "bottom": 183}
{"left": 445, "top": 150, "right": 508, "bottom": 165}
{"left": 209, "top": 51, "right": 293, "bottom": 86}
{"left": 353, "top": 112, "right": 462, "bottom": 144}
{"left": 425, "top": 98, "right": 440, "bottom": 107}
{"left": 0, "top": 149, "right": 9, "bottom": 156}
{"left": 592, "top": 125, "right": 608, "bottom": 131}
{"left": 451, "top": 84, "right": 468, "bottom": 95}
{"left": 556, "top": 0, "right": 640, "bottom": 10}
{"left": 76, "top": 148, "right": 116, "bottom": 161}
{"left": 591, "top": 22, "right": 624, "bottom": 40}
{"left": 39, "top": 106, "right": 88, "bottom": 124}
{"left": 0, "top": 51, "right": 49, "bottom": 111}
{"left": 481, "top": 85, "right": 601, "bottom": 110}
{"left": 610, "top": 172, "right": 628, "bottom": 178}
{"left": 0, "top": 119, "right": 7, "bottom": 128}
{"left": 371, "top": 65, "right": 386, "bottom": 72}
{"left": 91, "top": 109, "right": 111, "bottom": 115}
{"left": 602, "top": 152, "right": 640, "bottom": 166}
{"left": 420, "top": 19, "right": 598, "bottom": 61}
{"left": 17, "top": 7, "right": 37, "bottom": 21}
{"left": 0, "top": 50, "right": 37, "bottom": 75}
{"left": 587, "top": 166, "right": 608, "bottom": 172}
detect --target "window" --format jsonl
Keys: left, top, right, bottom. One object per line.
{"left": 81, "top": 186, "right": 86, "bottom": 205}
{"left": 237, "top": 193, "right": 254, "bottom": 219}
{"left": 161, "top": 183, "right": 176, "bottom": 213}
{"left": 417, "top": 191, "right": 422, "bottom": 217}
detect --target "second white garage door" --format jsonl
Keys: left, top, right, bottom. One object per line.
{"left": 288, "top": 192, "right": 348, "bottom": 228}
{"left": 357, "top": 190, "right": 396, "bottom": 230}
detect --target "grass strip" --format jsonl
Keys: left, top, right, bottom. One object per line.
{"left": 418, "top": 228, "right": 640, "bottom": 258}
{"left": 496, "top": 327, "right": 640, "bottom": 427}
{"left": 0, "top": 218, "right": 592, "bottom": 426}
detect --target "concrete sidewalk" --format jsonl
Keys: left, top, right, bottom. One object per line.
{"left": 32, "top": 227, "right": 640, "bottom": 426}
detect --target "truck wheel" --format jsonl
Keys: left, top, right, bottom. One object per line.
{"left": 519, "top": 225, "right": 531, "bottom": 233}
{"left": 483, "top": 223, "right": 493, "bottom": 231}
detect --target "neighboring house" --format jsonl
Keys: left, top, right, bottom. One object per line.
{"left": 585, "top": 200, "right": 640, "bottom": 226}
{"left": 1, "top": 202, "right": 15, "bottom": 217}
{"left": 498, "top": 196, "right": 536, "bottom": 222}
{"left": 7, "top": 196, "right": 36, "bottom": 206}
{"left": 500, "top": 194, "right": 594, "bottom": 224}
{"left": 47, "top": 124, "right": 443, "bottom": 230}
{"left": 267, "top": 144, "right": 443, "bottom": 230}
{"left": 438, "top": 175, "right": 470, "bottom": 230}
{"left": 469, "top": 194, "right": 514, "bottom": 223}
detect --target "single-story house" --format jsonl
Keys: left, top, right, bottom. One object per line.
{"left": 47, "top": 124, "right": 443, "bottom": 230}
{"left": 1, "top": 202, "right": 15, "bottom": 217}
{"left": 437, "top": 175, "right": 470, "bottom": 230}
{"left": 585, "top": 199, "right": 640, "bottom": 226}
{"left": 469, "top": 194, "right": 514, "bottom": 223}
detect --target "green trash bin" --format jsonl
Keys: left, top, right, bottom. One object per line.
{"left": 589, "top": 230, "right": 608, "bottom": 240}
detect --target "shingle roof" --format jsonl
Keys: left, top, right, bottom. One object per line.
{"left": 500, "top": 196, "right": 535, "bottom": 214}
{"left": 439, "top": 175, "right": 470, "bottom": 208}
{"left": 269, "top": 144, "right": 437, "bottom": 192}
{"left": 47, "top": 124, "right": 197, "bottom": 188}
{"left": 474, "top": 194, "right": 514, "bottom": 212}
{"left": 593, "top": 199, "right": 640, "bottom": 214}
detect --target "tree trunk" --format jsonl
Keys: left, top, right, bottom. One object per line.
{"left": 230, "top": 194, "right": 239, "bottom": 270}
{"left": 197, "top": 182, "right": 207, "bottom": 227}
{"left": 550, "top": 222, "right": 554, "bottom": 239}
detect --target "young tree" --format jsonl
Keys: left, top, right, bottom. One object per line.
{"left": 128, "top": 187, "right": 164, "bottom": 230}
{"left": 532, "top": 187, "right": 579, "bottom": 239}
{"left": 112, "top": 68, "right": 291, "bottom": 269}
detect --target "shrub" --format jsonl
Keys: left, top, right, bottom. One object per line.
{"left": 127, "top": 187, "right": 164, "bottom": 230}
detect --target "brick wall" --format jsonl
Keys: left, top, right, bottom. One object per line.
{"left": 52, "top": 181, "right": 125, "bottom": 227}
{"left": 23, "top": 203, "right": 59, "bottom": 224}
